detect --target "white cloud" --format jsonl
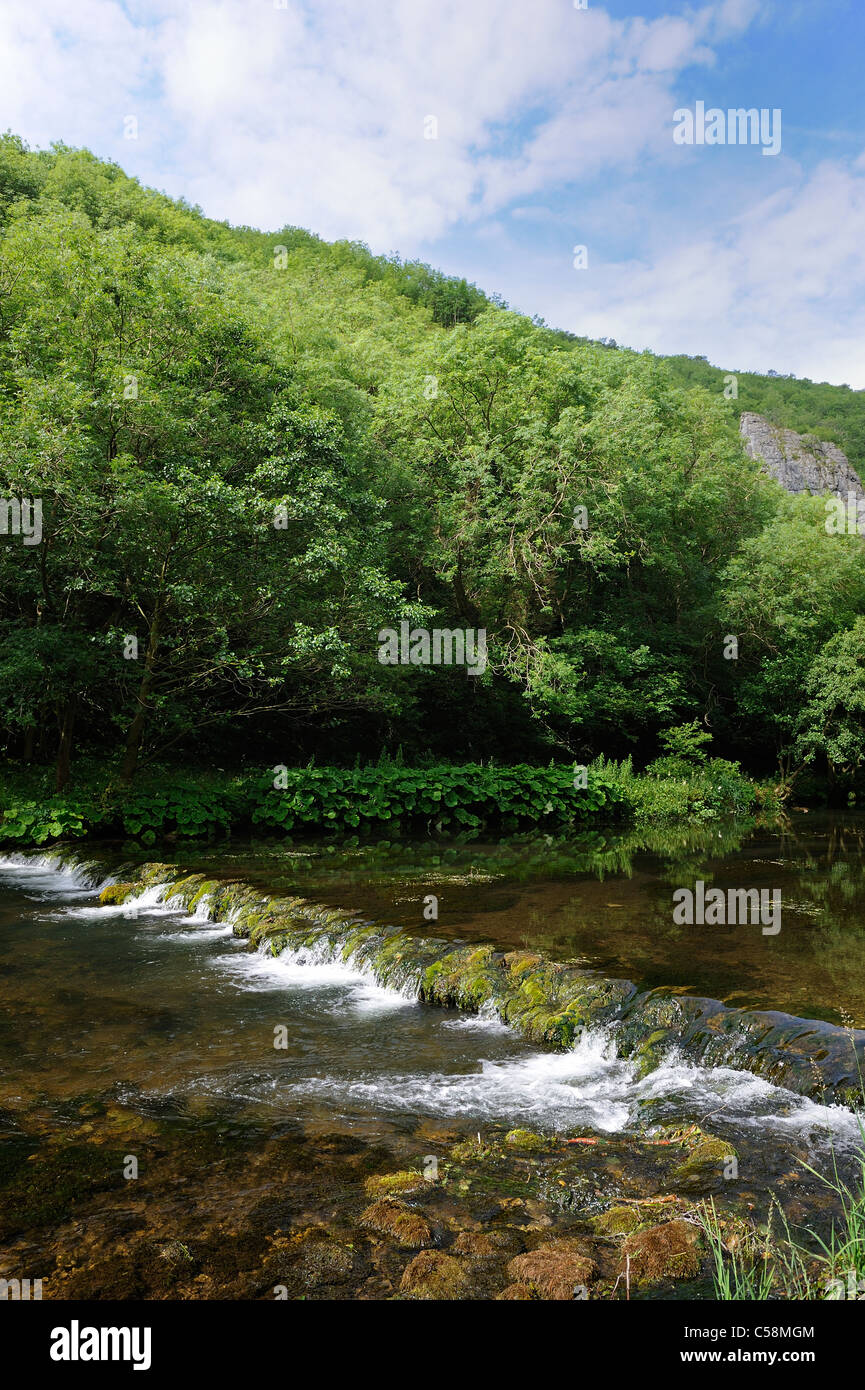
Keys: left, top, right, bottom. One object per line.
{"left": 0, "top": 0, "right": 755, "bottom": 243}
{"left": 1, "top": 0, "right": 859, "bottom": 386}
{"left": 522, "top": 154, "right": 865, "bottom": 386}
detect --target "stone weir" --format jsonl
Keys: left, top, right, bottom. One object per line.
{"left": 86, "top": 857, "right": 865, "bottom": 1108}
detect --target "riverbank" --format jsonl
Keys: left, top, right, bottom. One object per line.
{"left": 0, "top": 754, "right": 767, "bottom": 849}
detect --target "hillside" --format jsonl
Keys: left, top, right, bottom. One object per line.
{"left": 1, "top": 134, "right": 864, "bottom": 794}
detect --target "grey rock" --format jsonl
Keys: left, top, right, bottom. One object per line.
{"left": 739, "top": 411, "right": 865, "bottom": 502}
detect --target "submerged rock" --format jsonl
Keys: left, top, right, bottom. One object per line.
{"left": 363, "top": 1170, "right": 429, "bottom": 1198}
{"left": 399, "top": 1251, "right": 470, "bottom": 1299}
{"left": 506, "top": 1240, "right": 597, "bottom": 1300}
{"left": 358, "top": 1198, "right": 433, "bottom": 1248}
{"left": 452, "top": 1230, "right": 498, "bottom": 1256}
{"left": 504, "top": 1128, "right": 550, "bottom": 1152}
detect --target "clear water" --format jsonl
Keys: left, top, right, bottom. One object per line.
{"left": 1, "top": 830, "right": 862, "bottom": 1161}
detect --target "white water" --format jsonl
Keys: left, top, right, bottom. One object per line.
{"left": 280, "top": 1028, "right": 863, "bottom": 1148}
{"left": 213, "top": 936, "right": 418, "bottom": 1015}
{"left": 0, "top": 850, "right": 106, "bottom": 895}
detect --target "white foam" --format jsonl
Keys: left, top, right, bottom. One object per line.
{"left": 288, "top": 1029, "right": 631, "bottom": 1131}
{"left": 634, "top": 1049, "right": 863, "bottom": 1147}
{"left": 0, "top": 851, "right": 104, "bottom": 896}
{"left": 113, "top": 883, "right": 179, "bottom": 916}
{"left": 164, "top": 889, "right": 212, "bottom": 917}
{"left": 199, "top": 933, "right": 865, "bottom": 1142}
{"left": 442, "top": 1004, "right": 511, "bottom": 1035}
{"left": 210, "top": 936, "right": 417, "bottom": 1015}
{"left": 159, "top": 922, "right": 235, "bottom": 942}
{"left": 286, "top": 1027, "right": 863, "bottom": 1144}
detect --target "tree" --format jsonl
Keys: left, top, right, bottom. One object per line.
{"left": 795, "top": 618, "right": 865, "bottom": 781}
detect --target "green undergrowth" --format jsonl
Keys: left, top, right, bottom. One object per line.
{"left": 0, "top": 754, "right": 759, "bottom": 848}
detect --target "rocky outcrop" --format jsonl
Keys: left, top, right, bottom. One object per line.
{"left": 740, "top": 411, "right": 865, "bottom": 501}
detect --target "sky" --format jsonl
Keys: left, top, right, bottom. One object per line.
{"left": 2, "top": 0, "right": 864, "bottom": 386}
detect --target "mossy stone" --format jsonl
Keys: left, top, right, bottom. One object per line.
{"left": 99, "top": 883, "right": 135, "bottom": 906}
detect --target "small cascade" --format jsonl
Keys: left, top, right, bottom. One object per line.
{"left": 8, "top": 847, "right": 865, "bottom": 1110}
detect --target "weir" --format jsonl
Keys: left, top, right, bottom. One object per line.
{"left": 18, "top": 848, "right": 861, "bottom": 1107}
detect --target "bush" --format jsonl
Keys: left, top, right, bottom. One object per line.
{"left": 0, "top": 755, "right": 760, "bottom": 848}
{"left": 0, "top": 761, "right": 628, "bottom": 847}
{"left": 248, "top": 763, "right": 624, "bottom": 834}
{"left": 591, "top": 754, "right": 755, "bottom": 825}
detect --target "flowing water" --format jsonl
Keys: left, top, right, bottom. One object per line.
{"left": 2, "top": 814, "right": 865, "bottom": 1298}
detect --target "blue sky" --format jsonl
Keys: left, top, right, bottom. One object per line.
{"left": 2, "top": 0, "right": 863, "bottom": 384}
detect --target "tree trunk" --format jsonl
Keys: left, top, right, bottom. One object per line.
{"left": 55, "top": 700, "right": 77, "bottom": 792}
{"left": 120, "top": 599, "right": 165, "bottom": 783}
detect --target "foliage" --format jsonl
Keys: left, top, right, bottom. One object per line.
{"left": 795, "top": 618, "right": 865, "bottom": 781}
{"left": 591, "top": 754, "right": 756, "bottom": 824}
{"left": 659, "top": 720, "right": 713, "bottom": 763}
{"left": 0, "top": 761, "right": 633, "bottom": 845}
{"left": 250, "top": 762, "right": 624, "bottom": 834}
{"left": 0, "top": 756, "right": 762, "bottom": 845}
{"left": 0, "top": 134, "right": 863, "bottom": 792}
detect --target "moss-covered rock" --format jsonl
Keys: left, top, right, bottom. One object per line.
{"left": 631, "top": 1028, "right": 672, "bottom": 1078}
{"left": 363, "top": 1170, "right": 428, "bottom": 1198}
{"left": 591, "top": 1199, "right": 682, "bottom": 1236}
{"left": 504, "top": 1128, "right": 550, "bottom": 1152}
{"left": 358, "top": 1198, "right": 433, "bottom": 1248}
{"left": 591, "top": 1204, "right": 643, "bottom": 1236}
{"left": 136, "top": 862, "right": 178, "bottom": 888}
{"left": 620, "top": 1219, "right": 702, "bottom": 1284}
{"left": 99, "top": 883, "right": 135, "bottom": 906}
{"left": 162, "top": 874, "right": 205, "bottom": 906}
{"left": 450, "top": 1137, "right": 494, "bottom": 1163}
{"left": 673, "top": 1131, "right": 738, "bottom": 1184}
{"left": 452, "top": 1230, "right": 498, "bottom": 1257}
{"left": 399, "top": 1251, "right": 470, "bottom": 1299}
{"left": 187, "top": 880, "right": 220, "bottom": 912}
{"left": 507, "top": 1240, "right": 597, "bottom": 1300}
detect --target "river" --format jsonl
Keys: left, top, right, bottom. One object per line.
{"left": 1, "top": 814, "right": 864, "bottom": 1299}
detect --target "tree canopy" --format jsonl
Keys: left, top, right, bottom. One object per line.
{"left": 1, "top": 134, "right": 863, "bottom": 792}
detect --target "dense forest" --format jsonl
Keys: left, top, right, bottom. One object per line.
{"left": 1, "top": 134, "right": 864, "bottom": 802}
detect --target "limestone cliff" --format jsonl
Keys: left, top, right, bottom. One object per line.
{"left": 739, "top": 411, "right": 865, "bottom": 501}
